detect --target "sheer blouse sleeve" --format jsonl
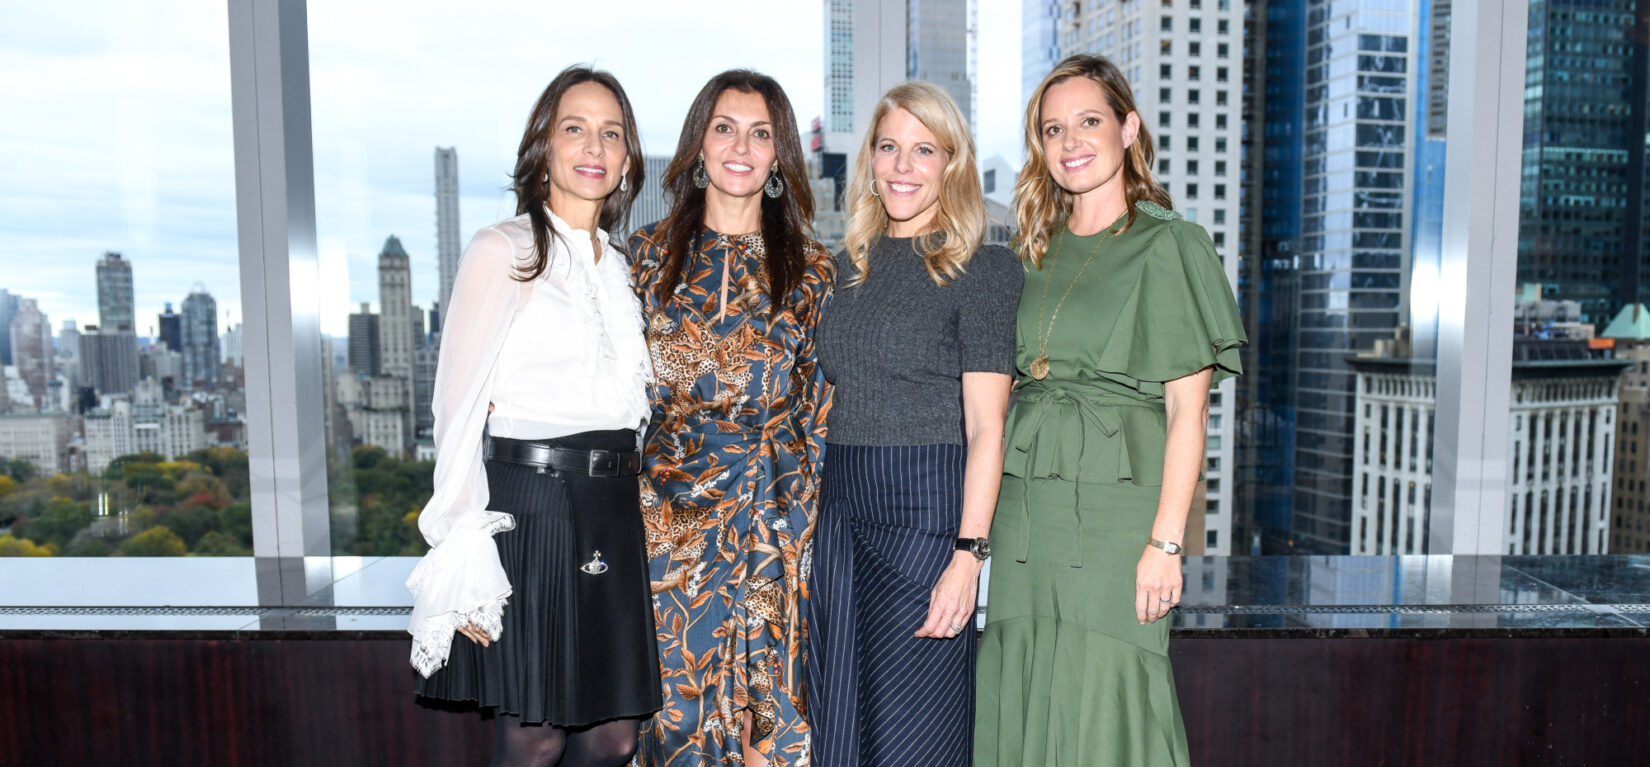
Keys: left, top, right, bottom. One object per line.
{"left": 405, "top": 226, "right": 533, "bottom": 677}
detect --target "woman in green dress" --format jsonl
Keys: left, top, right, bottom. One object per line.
{"left": 974, "top": 54, "right": 1245, "bottom": 766}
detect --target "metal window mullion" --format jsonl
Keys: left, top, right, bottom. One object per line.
{"left": 1432, "top": 0, "right": 1528, "bottom": 556}
{"left": 227, "top": 0, "right": 331, "bottom": 580}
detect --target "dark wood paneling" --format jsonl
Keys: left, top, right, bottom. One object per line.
{"left": 1, "top": 636, "right": 1645, "bottom": 766}
{"left": 1173, "top": 637, "right": 1650, "bottom": 767}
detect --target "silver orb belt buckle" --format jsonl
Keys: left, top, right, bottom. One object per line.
{"left": 580, "top": 551, "right": 608, "bottom": 575}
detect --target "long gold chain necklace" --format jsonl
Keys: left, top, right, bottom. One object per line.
{"left": 1029, "top": 225, "right": 1111, "bottom": 380}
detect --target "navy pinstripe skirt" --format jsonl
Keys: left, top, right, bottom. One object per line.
{"left": 806, "top": 443, "right": 974, "bottom": 767}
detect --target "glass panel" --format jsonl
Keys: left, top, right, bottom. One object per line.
{"left": 1515, "top": 0, "right": 1645, "bottom": 557}
{"left": 1, "top": 2, "right": 248, "bottom": 558}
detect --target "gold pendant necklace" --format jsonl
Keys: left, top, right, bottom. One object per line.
{"left": 1030, "top": 225, "right": 1111, "bottom": 380}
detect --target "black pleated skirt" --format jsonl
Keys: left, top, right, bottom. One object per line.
{"left": 416, "top": 429, "right": 662, "bottom": 726}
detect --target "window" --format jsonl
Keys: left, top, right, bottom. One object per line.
{"left": 1160, "top": 87, "right": 1173, "bottom": 103}
{"left": 1161, "top": 63, "right": 1173, "bottom": 79}
{"left": 1187, "top": 183, "right": 1200, "bottom": 199}
{"left": 1161, "top": 16, "right": 1173, "bottom": 32}
{"left": 1216, "top": 114, "right": 1228, "bottom": 129}
{"left": 1187, "top": 159, "right": 1200, "bottom": 174}
{"left": 1161, "top": 134, "right": 1172, "bottom": 150}
{"left": 1189, "top": 89, "right": 1201, "bottom": 104}
{"left": 1215, "top": 160, "right": 1227, "bottom": 176}
{"left": 1188, "top": 113, "right": 1200, "bottom": 128}
{"left": 1160, "top": 110, "right": 1173, "bottom": 127}
{"left": 1215, "top": 184, "right": 1227, "bottom": 199}
{"left": 1189, "top": 65, "right": 1201, "bottom": 81}
{"left": 1215, "top": 136, "right": 1227, "bottom": 153}
{"left": 1217, "top": 90, "right": 1228, "bottom": 106}
{"left": 1160, "top": 159, "right": 1172, "bottom": 174}
{"left": 1217, "top": 66, "right": 1229, "bottom": 82}
{"left": 1188, "top": 136, "right": 1200, "bottom": 151}
{"left": 1218, "top": 43, "right": 1230, "bottom": 58}
{"left": 1189, "top": 42, "right": 1201, "bottom": 57}
{"left": 1190, "top": 18, "right": 1202, "bottom": 33}
{"left": 1218, "top": 19, "right": 1229, "bottom": 34}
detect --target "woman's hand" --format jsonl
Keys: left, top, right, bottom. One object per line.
{"left": 1135, "top": 546, "right": 1182, "bottom": 624}
{"left": 457, "top": 623, "right": 492, "bottom": 648}
{"left": 916, "top": 552, "right": 984, "bottom": 639}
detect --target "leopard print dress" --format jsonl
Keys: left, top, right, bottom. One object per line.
{"left": 628, "top": 224, "right": 833, "bottom": 767}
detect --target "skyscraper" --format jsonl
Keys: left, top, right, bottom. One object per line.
{"left": 435, "top": 147, "right": 461, "bottom": 317}
{"left": 631, "top": 155, "right": 673, "bottom": 230}
{"left": 0, "top": 289, "right": 17, "bottom": 366}
{"left": 96, "top": 251, "right": 135, "bottom": 331}
{"left": 1289, "top": 1, "right": 1416, "bottom": 554}
{"left": 181, "top": 286, "right": 219, "bottom": 389}
{"left": 158, "top": 302, "right": 181, "bottom": 352}
{"left": 8, "top": 298, "right": 54, "bottom": 409}
{"left": 906, "top": 0, "right": 973, "bottom": 129}
{"left": 79, "top": 325, "right": 140, "bottom": 397}
{"left": 348, "top": 303, "right": 381, "bottom": 377}
{"left": 1516, "top": 0, "right": 1648, "bottom": 325}
{"left": 1021, "top": 0, "right": 1062, "bottom": 104}
{"left": 1036, "top": 1, "right": 1249, "bottom": 553}
{"left": 378, "top": 235, "right": 416, "bottom": 453}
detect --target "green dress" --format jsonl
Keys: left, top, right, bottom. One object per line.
{"left": 974, "top": 201, "right": 1245, "bottom": 766}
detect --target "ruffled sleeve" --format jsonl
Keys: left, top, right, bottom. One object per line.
{"left": 405, "top": 226, "right": 533, "bottom": 678}
{"left": 1094, "top": 219, "right": 1246, "bottom": 391}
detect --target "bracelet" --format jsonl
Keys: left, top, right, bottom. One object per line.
{"left": 1145, "top": 536, "right": 1183, "bottom": 555}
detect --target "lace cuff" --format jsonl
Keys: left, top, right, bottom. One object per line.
{"left": 405, "top": 510, "right": 515, "bottom": 677}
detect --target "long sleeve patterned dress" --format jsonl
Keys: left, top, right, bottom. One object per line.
{"left": 629, "top": 224, "right": 833, "bottom": 767}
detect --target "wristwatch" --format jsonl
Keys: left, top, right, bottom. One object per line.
{"left": 956, "top": 537, "right": 991, "bottom": 561}
{"left": 1146, "top": 536, "right": 1184, "bottom": 555}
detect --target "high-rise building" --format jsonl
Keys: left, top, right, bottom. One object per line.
{"left": 1042, "top": 0, "right": 1248, "bottom": 553}
{"left": 378, "top": 235, "right": 415, "bottom": 454}
{"left": 414, "top": 343, "right": 438, "bottom": 438}
{"left": 96, "top": 251, "right": 135, "bottom": 331}
{"left": 435, "top": 147, "right": 461, "bottom": 317}
{"left": 82, "top": 379, "right": 207, "bottom": 473}
{"left": 220, "top": 322, "right": 243, "bottom": 367}
{"left": 0, "top": 289, "right": 17, "bottom": 366}
{"left": 79, "top": 325, "right": 140, "bottom": 396}
{"left": 348, "top": 303, "right": 381, "bottom": 377}
{"left": 181, "top": 286, "right": 219, "bottom": 389}
{"left": 0, "top": 413, "right": 71, "bottom": 474}
{"left": 1349, "top": 337, "right": 1625, "bottom": 555}
{"left": 907, "top": 0, "right": 973, "bottom": 129}
{"left": 1287, "top": 1, "right": 1417, "bottom": 554}
{"left": 1603, "top": 304, "right": 1650, "bottom": 553}
{"left": 157, "top": 303, "right": 181, "bottom": 353}
{"left": 8, "top": 298, "right": 54, "bottom": 410}
{"left": 55, "top": 320, "right": 81, "bottom": 393}
{"left": 631, "top": 155, "right": 673, "bottom": 231}
{"left": 1516, "top": 0, "right": 1649, "bottom": 325}
{"left": 1021, "top": 0, "right": 1062, "bottom": 104}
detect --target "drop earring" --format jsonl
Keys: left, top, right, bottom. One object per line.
{"left": 620, "top": 174, "right": 629, "bottom": 193}
{"left": 764, "top": 168, "right": 784, "bottom": 199}
{"left": 693, "top": 157, "right": 710, "bottom": 189}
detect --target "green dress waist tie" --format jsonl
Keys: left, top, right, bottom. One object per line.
{"left": 1003, "top": 378, "right": 1169, "bottom": 568}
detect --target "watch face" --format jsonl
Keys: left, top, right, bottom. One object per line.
{"left": 977, "top": 539, "right": 991, "bottom": 558}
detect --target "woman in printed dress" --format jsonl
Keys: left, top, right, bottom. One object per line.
{"left": 629, "top": 69, "right": 833, "bottom": 767}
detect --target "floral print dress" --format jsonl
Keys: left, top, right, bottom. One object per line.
{"left": 629, "top": 225, "right": 833, "bottom": 767}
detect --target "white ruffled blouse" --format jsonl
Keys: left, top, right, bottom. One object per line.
{"left": 406, "top": 208, "right": 651, "bottom": 677}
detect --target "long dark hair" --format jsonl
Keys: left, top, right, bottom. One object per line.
{"left": 654, "top": 69, "right": 816, "bottom": 310}
{"left": 509, "top": 65, "right": 645, "bottom": 282}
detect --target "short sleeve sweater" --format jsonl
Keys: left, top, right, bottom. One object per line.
{"left": 816, "top": 236, "right": 1024, "bottom": 446}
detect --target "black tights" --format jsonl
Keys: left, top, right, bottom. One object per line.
{"left": 490, "top": 715, "right": 640, "bottom": 767}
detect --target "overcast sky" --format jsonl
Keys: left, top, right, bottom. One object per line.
{"left": 1, "top": 1, "right": 1023, "bottom": 337}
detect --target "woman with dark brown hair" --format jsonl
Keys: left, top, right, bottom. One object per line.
{"left": 974, "top": 55, "right": 1245, "bottom": 766}
{"left": 628, "top": 69, "right": 832, "bottom": 767}
{"left": 407, "top": 65, "right": 660, "bottom": 767}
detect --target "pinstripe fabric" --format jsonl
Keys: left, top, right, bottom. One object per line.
{"left": 807, "top": 443, "right": 974, "bottom": 767}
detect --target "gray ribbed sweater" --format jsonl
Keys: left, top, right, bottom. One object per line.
{"left": 816, "top": 237, "right": 1023, "bottom": 446}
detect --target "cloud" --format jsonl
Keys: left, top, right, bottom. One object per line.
{"left": 4, "top": 0, "right": 1024, "bottom": 338}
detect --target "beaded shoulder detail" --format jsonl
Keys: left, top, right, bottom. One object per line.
{"left": 1136, "top": 200, "right": 1182, "bottom": 221}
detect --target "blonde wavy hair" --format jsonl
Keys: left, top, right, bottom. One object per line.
{"left": 1015, "top": 54, "right": 1173, "bottom": 268}
{"left": 843, "top": 81, "right": 985, "bottom": 287}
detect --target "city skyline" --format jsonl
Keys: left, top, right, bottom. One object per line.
{"left": 2, "top": 0, "right": 1024, "bottom": 337}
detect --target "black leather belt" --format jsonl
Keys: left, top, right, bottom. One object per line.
{"left": 485, "top": 436, "right": 642, "bottom": 478}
